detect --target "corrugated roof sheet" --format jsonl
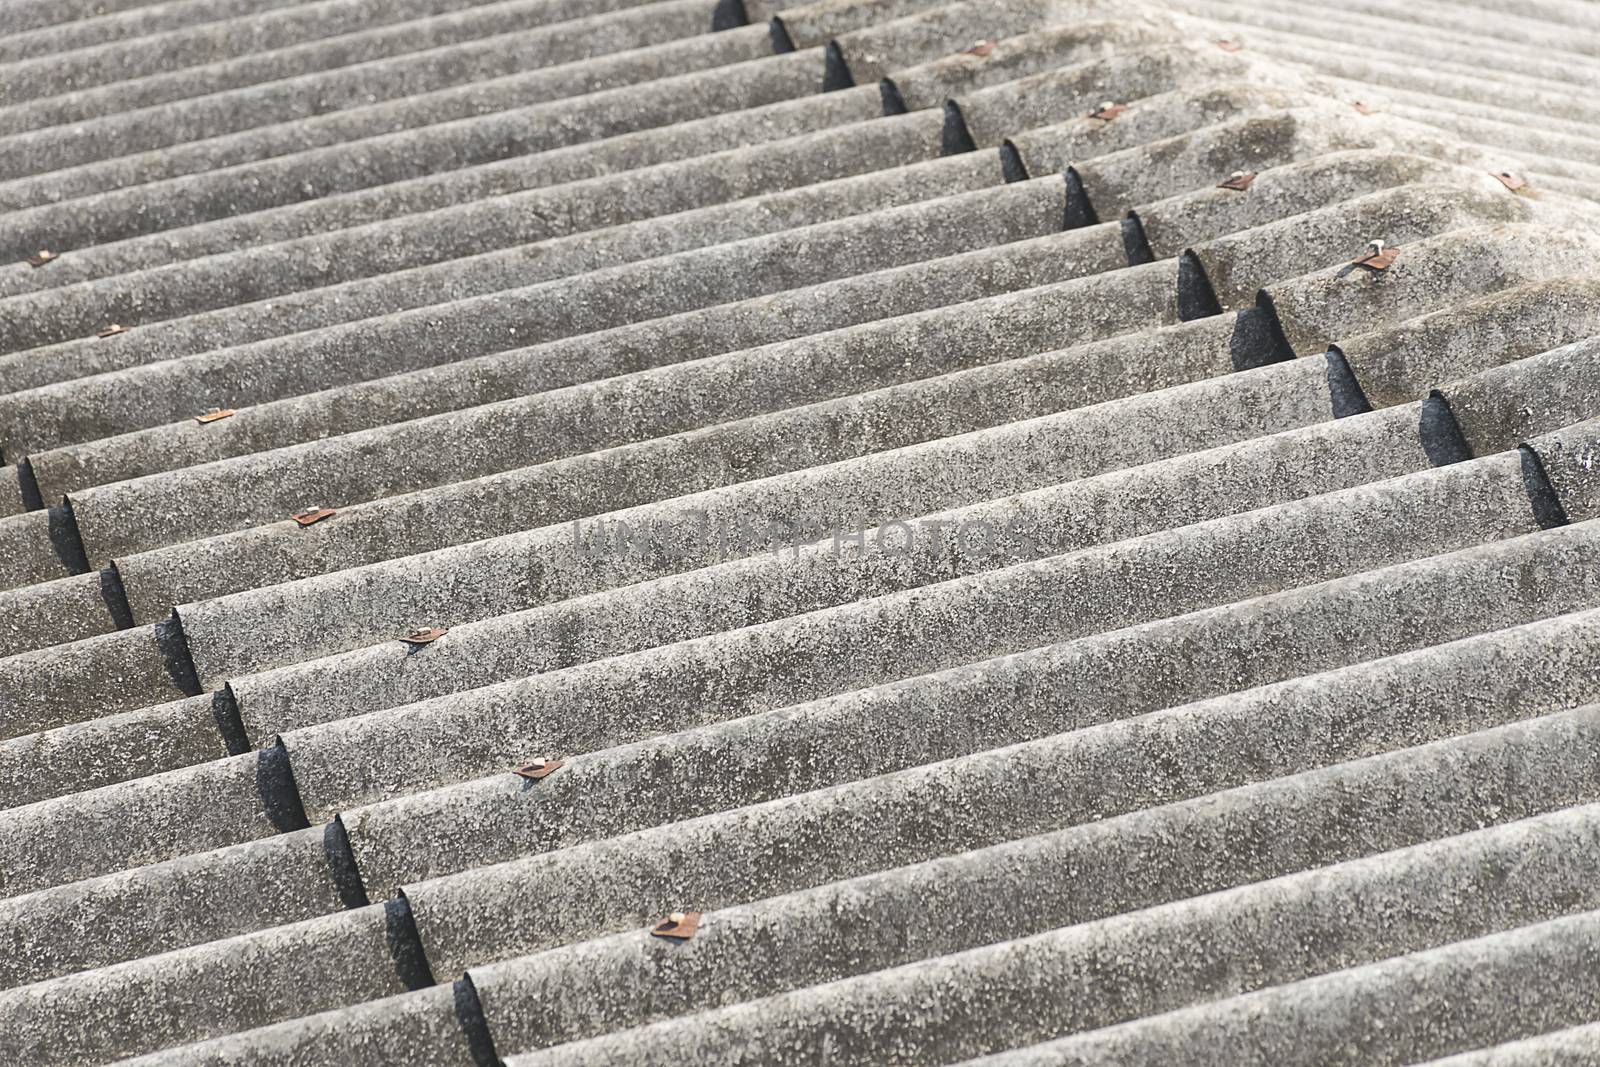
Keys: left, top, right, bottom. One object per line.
{"left": 4, "top": 0, "right": 1600, "bottom": 1062}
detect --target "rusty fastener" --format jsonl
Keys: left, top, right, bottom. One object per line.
{"left": 650, "top": 911, "right": 702, "bottom": 940}
{"left": 1217, "top": 170, "right": 1257, "bottom": 191}
{"left": 399, "top": 626, "right": 447, "bottom": 645}
{"left": 25, "top": 249, "right": 56, "bottom": 268}
{"left": 961, "top": 39, "right": 995, "bottom": 57}
{"left": 1491, "top": 170, "right": 1528, "bottom": 192}
{"left": 194, "top": 408, "right": 235, "bottom": 424}
{"left": 512, "top": 757, "right": 564, "bottom": 781}
{"left": 96, "top": 323, "right": 127, "bottom": 338}
{"left": 1088, "top": 101, "right": 1126, "bottom": 122}
{"left": 1352, "top": 239, "right": 1400, "bottom": 270}
{"left": 291, "top": 506, "right": 336, "bottom": 526}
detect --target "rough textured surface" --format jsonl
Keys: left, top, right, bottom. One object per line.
{"left": 6, "top": 0, "right": 1600, "bottom": 1063}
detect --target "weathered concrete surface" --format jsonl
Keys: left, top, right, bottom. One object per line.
{"left": 853, "top": 16, "right": 1180, "bottom": 101}
{"left": 0, "top": 903, "right": 408, "bottom": 1067}
{"left": 0, "top": 78, "right": 882, "bottom": 274}
{"left": 504, "top": 802, "right": 1600, "bottom": 1066}
{"left": 14, "top": 173, "right": 1063, "bottom": 466}
{"left": 471, "top": 706, "right": 1600, "bottom": 1054}
{"left": 0, "top": 750, "right": 275, "bottom": 898}
{"left": 0, "top": 0, "right": 677, "bottom": 116}
{"left": 1411, "top": 1021, "right": 1600, "bottom": 1067}
{"left": 4, "top": 3, "right": 1600, "bottom": 1065}
{"left": 227, "top": 394, "right": 1434, "bottom": 741}
{"left": 0, "top": 693, "right": 225, "bottom": 809}
{"left": 955, "top": 909, "right": 1600, "bottom": 1065}
{"left": 1530, "top": 417, "right": 1600, "bottom": 522}
{"left": 341, "top": 519, "right": 1600, "bottom": 897}
{"left": 0, "top": 43, "right": 834, "bottom": 248}
{"left": 0, "top": 620, "right": 194, "bottom": 739}
{"left": 0, "top": 5, "right": 755, "bottom": 190}
{"left": 1003, "top": 83, "right": 1309, "bottom": 176}
{"left": 300, "top": 453, "right": 1542, "bottom": 857}
{"left": 0, "top": 121, "right": 987, "bottom": 354}
{"left": 0, "top": 571, "right": 121, "bottom": 658}
{"left": 180, "top": 317, "right": 1323, "bottom": 683}
{"left": 406, "top": 602, "right": 1600, "bottom": 967}
{"left": 1258, "top": 225, "right": 1600, "bottom": 355}
{"left": 110, "top": 985, "right": 474, "bottom": 1067}
{"left": 0, "top": 90, "right": 916, "bottom": 384}
{"left": 0, "top": 825, "right": 341, "bottom": 989}
{"left": 1333, "top": 277, "right": 1600, "bottom": 407}
{"left": 21, "top": 164, "right": 1049, "bottom": 489}
{"left": 1445, "top": 336, "right": 1600, "bottom": 460}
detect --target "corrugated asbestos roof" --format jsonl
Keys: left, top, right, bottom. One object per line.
{"left": 4, "top": 0, "right": 1600, "bottom": 1061}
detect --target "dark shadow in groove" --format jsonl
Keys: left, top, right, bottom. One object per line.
{"left": 454, "top": 975, "right": 502, "bottom": 1067}
{"left": 1419, "top": 390, "right": 1475, "bottom": 467}
{"left": 1063, "top": 167, "right": 1097, "bottom": 227}
{"left": 711, "top": 0, "right": 748, "bottom": 30}
{"left": 213, "top": 683, "right": 251, "bottom": 756}
{"left": 822, "top": 41, "right": 855, "bottom": 90}
{"left": 16, "top": 457, "right": 44, "bottom": 511}
{"left": 768, "top": 15, "right": 796, "bottom": 52}
{"left": 98, "top": 567, "right": 136, "bottom": 630}
{"left": 256, "top": 739, "right": 312, "bottom": 834}
{"left": 386, "top": 892, "right": 439, "bottom": 992}
{"left": 45, "top": 503, "right": 90, "bottom": 573}
{"left": 940, "top": 100, "right": 977, "bottom": 155}
{"left": 324, "top": 815, "right": 373, "bottom": 910}
{"left": 1251, "top": 290, "right": 1298, "bottom": 361}
{"left": 155, "top": 609, "right": 204, "bottom": 696}
{"left": 1227, "top": 306, "right": 1295, "bottom": 372}
{"left": 1176, "top": 250, "right": 1223, "bottom": 321}
{"left": 1519, "top": 444, "right": 1572, "bottom": 529}
{"left": 999, "top": 140, "right": 1029, "bottom": 182}
{"left": 1323, "top": 346, "right": 1373, "bottom": 416}
{"left": 1120, "top": 212, "right": 1154, "bottom": 265}
{"left": 879, "top": 77, "right": 909, "bottom": 114}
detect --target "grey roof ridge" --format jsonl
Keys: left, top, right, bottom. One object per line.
{"left": 0, "top": 139, "right": 1011, "bottom": 375}
{"left": 7, "top": 571, "right": 1600, "bottom": 988}
{"left": 272, "top": 444, "right": 1566, "bottom": 823}
{"left": 6, "top": 508, "right": 1593, "bottom": 985}
{"left": 217, "top": 330, "right": 1600, "bottom": 744}
{"left": 464, "top": 709, "right": 1600, "bottom": 1052}
{"left": 0, "top": 6, "right": 766, "bottom": 187}
{"left": 22, "top": 145, "right": 1475, "bottom": 495}
{"left": 0, "top": 0, "right": 307, "bottom": 64}
{"left": 106, "top": 697, "right": 1600, "bottom": 1064}
{"left": 951, "top": 905, "right": 1600, "bottom": 1066}
{"left": 55, "top": 203, "right": 1587, "bottom": 567}
{"left": 0, "top": 43, "right": 832, "bottom": 217}
{"left": 0, "top": 0, "right": 680, "bottom": 125}
{"left": 496, "top": 798, "right": 1600, "bottom": 1066}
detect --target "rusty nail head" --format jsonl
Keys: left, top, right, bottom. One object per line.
{"left": 651, "top": 911, "right": 702, "bottom": 940}
{"left": 961, "top": 39, "right": 995, "bottom": 56}
{"left": 195, "top": 407, "right": 235, "bottom": 424}
{"left": 1492, "top": 170, "right": 1528, "bottom": 191}
{"left": 97, "top": 323, "right": 127, "bottom": 337}
{"left": 1353, "top": 239, "right": 1399, "bottom": 270}
{"left": 1089, "top": 101, "right": 1126, "bottom": 121}
{"left": 513, "top": 757, "right": 564, "bottom": 780}
{"left": 400, "top": 626, "right": 447, "bottom": 645}
{"left": 1217, "top": 170, "right": 1257, "bottom": 191}
{"left": 292, "top": 506, "right": 336, "bottom": 526}
{"left": 1216, "top": 38, "right": 1242, "bottom": 51}
{"left": 25, "top": 249, "right": 56, "bottom": 267}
